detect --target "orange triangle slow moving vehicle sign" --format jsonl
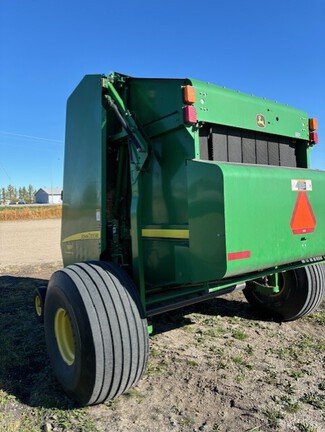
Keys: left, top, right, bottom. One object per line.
{"left": 290, "top": 191, "right": 316, "bottom": 235}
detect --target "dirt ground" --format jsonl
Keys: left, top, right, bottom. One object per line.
{"left": 0, "top": 219, "right": 61, "bottom": 267}
{"left": 0, "top": 220, "right": 324, "bottom": 432}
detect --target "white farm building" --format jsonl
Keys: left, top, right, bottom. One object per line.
{"left": 35, "top": 188, "right": 62, "bottom": 204}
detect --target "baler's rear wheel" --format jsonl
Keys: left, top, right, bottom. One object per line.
{"left": 44, "top": 261, "right": 149, "bottom": 406}
{"left": 243, "top": 260, "right": 325, "bottom": 321}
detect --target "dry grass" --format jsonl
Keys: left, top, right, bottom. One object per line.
{"left": 0, "top": 206, "right": 62, "bottom": 221}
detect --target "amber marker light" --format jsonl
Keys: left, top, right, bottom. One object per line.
{"left": 183, "top": 85, "right": 196, "bottom": 104}
{"left": 309, "top": 118, "right": 318, "bottom": 131}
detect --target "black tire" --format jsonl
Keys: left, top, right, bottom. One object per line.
{"left": 33, "top": 286, "right": 47, "bottom": 323}
{"left": 44, "top": 261, "right": 149, "bottom": 406}
{"left": 243, "top": 260, "right": 325, "bottom": 321}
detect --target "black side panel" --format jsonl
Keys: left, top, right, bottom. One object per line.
{"left": 242, "top": 130, "right": 256, "bottom": 164}
{"left": 279, "top": 139, "right": 297, "bottom": 167}
{"left": 199, "top": 125, "right": 209, "bottom": 160}
{"left": 256, "top": 139, "right": 268, "bottom": 165}
{"left": 199, "top": 124, "right": 298, "bottom": 168}
{"left": 212, "top": 126, "right": 228, "bottom": 162}
{"left": 228, "top": 130, "right": 242, "bottom": 162}
{"left": 268, "top": 137, "right": 280, "bottom": 166}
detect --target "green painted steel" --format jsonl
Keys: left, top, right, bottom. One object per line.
{"left": 61, "top": 72, "right": 324, "bottom": 313}
{"left": 146, "top": 258, "right": 325, "bottom": 314}
{"left": 61, "top": 75, "right": 106, "bottom": 265}
{"left": 127, "top": 77, "right": 186, "bottom": 136}
{"left": 187, "top": 160, "right": 325, "bottom": 281}
{"left": 190, "top": 79, "right": 309, "bottom": 140}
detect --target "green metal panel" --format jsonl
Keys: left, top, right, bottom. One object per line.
{"left": 61, "top": 75, "right": 106, "bottom": 265}
{"left": 127, "top": 78, "right": 186, "bottom": 131}
{"left": 124, "top": 77, "right": 196, "bottom": 287}
{"left": 109, "top": 74, "right": 316, "bottom": 288}
{"left": 61, "top": 72, "right": 324, "bottom": 304}
{"left": 190, "top": 79, "right": 309, "bottom": 140}
{"left": 140, "top": 126, "right": 194, "bottom": 285}
{"left": 187, "top": 160, "right": 325, "bottom": 281}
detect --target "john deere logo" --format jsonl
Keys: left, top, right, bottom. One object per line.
{"left": 256, "top": 114, "right": 266, "bottom": 128}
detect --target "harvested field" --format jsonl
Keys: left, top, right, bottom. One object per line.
{"left": 0, "top": 205, "right": 61, "bottom": 221}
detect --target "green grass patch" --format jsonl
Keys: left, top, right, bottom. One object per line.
{"left": 266, "top": 334, "right": 325, "bottom": 362}
{"left": 288, "top": 369, "right": 305, "bottom": 380}
{"left": 262, "top": 408, "right": 284, "bottom": 429}
{"left": 300, "top": 392, "right": 325, "bottom": 410}
{"left": 272, "top": 395, "right": 301, "bottom": 413}
{"left": 186, "top": 359, "right": 199, "bottom": 368}
{"left": 145, "top": 358, "right": 168, "bottom": 377}
{"left": 296, "top": 423, "right": 318, "bottom": 432}
{"left": 232, "top": 329, "right": 248, "bottom": 340}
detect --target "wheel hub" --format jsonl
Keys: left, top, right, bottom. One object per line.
{"left": 54, "top": 308, "right": 75, "bottom": 366}
{"left": 35, "top": 295, "right": 42, "bottom": 317}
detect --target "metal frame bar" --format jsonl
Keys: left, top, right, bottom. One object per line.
{"left": 145, "top": 257, "right": 325, "bottom": 315}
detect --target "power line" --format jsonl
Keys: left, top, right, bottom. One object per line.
{"left": 0, "top": 161, "right": 12, "bottom": 182}
{"left": 0, "top": 130, "right": 63, "bottom": 143}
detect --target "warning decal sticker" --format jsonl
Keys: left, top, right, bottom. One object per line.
{"left": 290, "top": 192, "right": 316, "bottom": 235}
{"left": 291, "top": 179, "right": 312, "bottom": 192}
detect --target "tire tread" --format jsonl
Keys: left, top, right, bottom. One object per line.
{"left": 44, "top": 261, "right": 148, "bottom": 406}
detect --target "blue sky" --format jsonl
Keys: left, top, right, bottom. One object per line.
{"left": 1, "top": 0, "right": 324, "bottom": 189}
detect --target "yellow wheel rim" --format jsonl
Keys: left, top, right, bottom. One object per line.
{"left": 54, "top": 308, "right": 75, "bottom": 366}
{"left": 35, "top": 295, "right": 42, "bottom": 317}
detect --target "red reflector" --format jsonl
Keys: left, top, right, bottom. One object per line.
{"left": 228, "top": 251, "right": 251, "bottom": 261}
{"left": 184, "top": 106, "right": 197, "bottom": 124}
{"left": 290, "top": 192, "right": 316, "bottom": 235}
{"left": 309, "top": 131, "right": 318, "bottom": 144}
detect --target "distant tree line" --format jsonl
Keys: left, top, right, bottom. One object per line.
{"left": 0, "top": 184, "right": 37, "bottom": 204}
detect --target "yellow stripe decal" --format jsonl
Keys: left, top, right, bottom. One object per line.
{"left": 62, "top": 230, "right": 100, "bottom": 243}
{"left": 142, "top": 229, "right": 189, "bottom": 239}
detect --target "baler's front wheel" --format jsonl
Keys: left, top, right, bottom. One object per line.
{"left": 33, "top": 286, "right": 47, "bottom": 323}
{"left": 243, "top": 260, "right": 325, "bottom": 321}
{"left": 44, "top": 261, "right": 149, "bottom": 406}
